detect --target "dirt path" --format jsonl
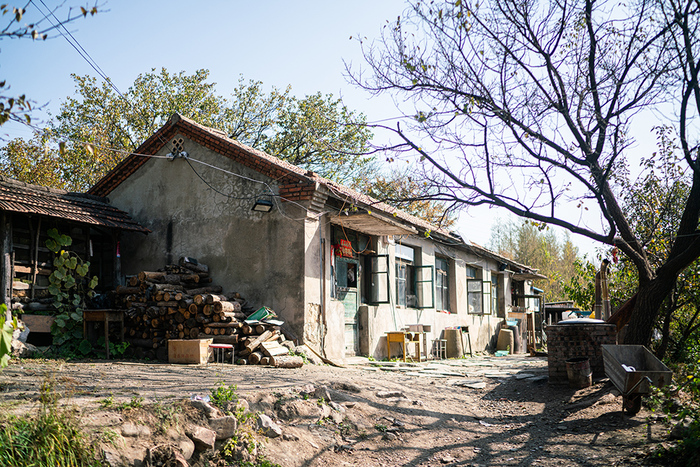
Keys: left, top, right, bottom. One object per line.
{"left": 0, "top": 355, "right": 668, "bottom": 466}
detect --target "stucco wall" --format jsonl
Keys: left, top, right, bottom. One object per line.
{"left": 326, "top": 233, "right": 511, "bottom": 360}
{"left": 109, "top": 133, "right": 308, "bottom": 339}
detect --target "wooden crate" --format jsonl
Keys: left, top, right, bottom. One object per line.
{"left": 168, "top": 338, "right": 213, "bottom": 364}
{"left": 21, "top": 314, "right": 55, "bottom": 333}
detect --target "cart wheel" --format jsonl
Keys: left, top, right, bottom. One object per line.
{"left": 622, "top": 395, "right": 642, "bottom": 415}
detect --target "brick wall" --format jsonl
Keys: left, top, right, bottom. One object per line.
{"left": 546, "top": 323, "right": 617, "bottom": 383}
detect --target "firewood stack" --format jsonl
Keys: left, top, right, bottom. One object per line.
{"left": 117, "top": 257, "right": 299, "bottom": 366}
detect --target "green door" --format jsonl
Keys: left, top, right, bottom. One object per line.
{"left": 336, "top": 258, "right": 359, "bottom": 356}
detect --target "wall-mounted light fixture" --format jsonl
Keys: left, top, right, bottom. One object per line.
{"left": 252, "top": 198, "right": 274, "bottom": 212}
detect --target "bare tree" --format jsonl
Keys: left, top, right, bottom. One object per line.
{"left": 349, "top": 0, "right": 700, "bottom": 345}
{"left": 0, "top": 1, "right": 99, "bottom": 126}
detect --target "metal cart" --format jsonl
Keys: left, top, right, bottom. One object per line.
{"left": 602, "top": 344, "right": 672, "bottom": 415}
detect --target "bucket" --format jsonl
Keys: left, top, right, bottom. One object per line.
{"left": 566, "top": 357, "right": 592, "bottom": 389}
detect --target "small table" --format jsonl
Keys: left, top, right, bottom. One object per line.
{"left": 83, "top": 309, "right": 124, "bottom": 359}
{"left": 386, "top": 331, "right": 425, "bottom": 362}
{"left": 209, "top": 343, "right": 234, "bottom": 364}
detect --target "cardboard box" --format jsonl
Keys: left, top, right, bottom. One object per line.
{"left": 168, "top": 339, "right": 213, "bottom": 364}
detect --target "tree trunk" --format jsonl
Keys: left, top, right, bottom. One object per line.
{"left": 625, "top": 276, "right": 676, "bottom": 345}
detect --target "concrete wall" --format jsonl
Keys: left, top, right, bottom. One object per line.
{"left": 109, "top": 133, "right": 309, "bottom": 339}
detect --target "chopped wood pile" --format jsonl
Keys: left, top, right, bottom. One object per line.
{"left": 118, "top": 257, "right": 299, "bottom": 366}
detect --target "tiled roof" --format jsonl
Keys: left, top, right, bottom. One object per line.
{"left": 86, "top": 114, "right": 537, "bottom": 274}
{"left": 0, "top": 176, "right": 149, "bottom": 233}
{"left": 88, "top": 114, "right": 453, "bottom": 237}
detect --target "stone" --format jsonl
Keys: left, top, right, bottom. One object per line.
{"left": 383, "top": 432, "right": 398, "bottom": 441}
{"left": 283, "top": 433, "right": 300, "bottom": 441}
{"left": 331, "top": 382, "right": 362, "bottom": 393}
{"left": 300, "top": 384, "right": 316, "bottom": 396}
{"left": 319, "top": 404, "right": 332, "bottom": 420}
{"left": 209, "top": 416, "right": 238, "bottom": 440}
{"left": 331, "top": 410, "right": 344, "bottom": 424}
{"left": 190, "top": 399, "right": 221, "bottom": 419}
{"left": 175, "top": 436, "right": 195, "bottom": 460}
{"left": 376, "top": 391, "right": 407, "bottom": 399}
{"left": 670, "top": 419, "right": 693, "bottom": 440}
{"left": 344, "top": 401, "right": 357, "bottom": 408}
{"left": 258, "top": 413, "right": 283, "bottom": 438}
{"left": 329, "top": 401, "right": 346, "bottom": 414}
{"left": 11, "top": 339, "right": 37, "bottom": 359}
{"left": 277, "top": 398, "right": 319, "bottom": 421}
{"left": 186, "top": 425, "right": 216, "bottom": 451}
{"left": 314, "top": 385, "right": 333, "bottom": 401}
{"left": 121, "top": 422, "right": 151, "bottom": 437}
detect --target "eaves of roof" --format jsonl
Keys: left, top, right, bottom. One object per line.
{"left": 0, "top": 176, "right": 149, "bottom": 233}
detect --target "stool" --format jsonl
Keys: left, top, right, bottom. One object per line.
{"left": 432, "top": 339, "right": 447, "bottom": 359}
{"left": 460, "top": 326, "right": 473, "bottom": 357}
{"left": 209, "top": 344, "right": 234, "bottom": 364}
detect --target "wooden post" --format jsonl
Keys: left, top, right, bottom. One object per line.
{"left": 0, "top": 212, "right": 12, "bottom": 318}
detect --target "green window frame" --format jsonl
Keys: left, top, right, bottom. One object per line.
{"left": 368, "top": 254, "right": 390, "bottom": 304}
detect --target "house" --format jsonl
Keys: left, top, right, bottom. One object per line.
{"left": 88, "top": 113, "right": 544, "bottom": 361}
{"left": 0, "top": 176, "right": 149, "bottom": 321}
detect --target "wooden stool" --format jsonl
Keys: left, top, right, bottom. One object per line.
{"left": 209, "top": 343, "right": 234, "bottom": 364}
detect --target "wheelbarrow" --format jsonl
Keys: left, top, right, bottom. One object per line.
{"left": 602, "top": 344, "right": 672, "bottom": 415}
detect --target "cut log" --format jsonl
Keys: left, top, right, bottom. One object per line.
{"left": 248, "top": 351, "right": 264, "bottom": 365}
{"left": 116, "top": 285, "right": 141, "bottom": 295}
{"left": 179, "top": 256, "right": 209, "bottom": 273}
{"left": 244, "top": 330, "right": 272, "bottom": 353}
{"left": 260, "top": 357, "right": 271, "bottom": 365}
{"left": 212, "top": 300, "right": 241, "bottom": 313}
{"left": 205, "top": 294, "right": 227, "bottom": 304}
{"left": 271, "top": 355, "right": 304, "bottom": 368}
{"left": 139, "top": 271, "right": 166, "bottom": 282}
{"left": 186, "top": 285, "right": 223, "bottom": 296}
{"left": 261, "top": 341, "right": 289, "bottom": 357}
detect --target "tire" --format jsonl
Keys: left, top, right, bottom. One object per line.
{"left": 622, "top": 395, "right": 642, "bottom": 415}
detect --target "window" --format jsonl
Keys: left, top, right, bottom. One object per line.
{"left": 436, "top": 257, "right": 449, "bottom": 312}
{"left": 467, "top": 267, "right": 492, "bottom": 315}
{"left": 395, "top": 244, "right": 433, "bottom": 308}
{"left": 367, "top": 255, "right": 389, "bottom": 304}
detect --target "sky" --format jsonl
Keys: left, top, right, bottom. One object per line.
{"left": 0, "top": 0, "right": 617, "bottom": 257}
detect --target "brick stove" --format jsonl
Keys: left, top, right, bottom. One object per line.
{"left": 546, "top": 322, "right": 617, "bottom": 383}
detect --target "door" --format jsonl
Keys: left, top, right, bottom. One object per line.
{"left": 335, "top": 257, "right": 359, "bottom": 355}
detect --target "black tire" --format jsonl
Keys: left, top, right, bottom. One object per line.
{"left": 622, "top": 395, "right": 642, "bottom": 415}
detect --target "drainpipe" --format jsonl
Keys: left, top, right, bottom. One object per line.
{"left": 320, "top": 237, "right": 327, "bottom": 357}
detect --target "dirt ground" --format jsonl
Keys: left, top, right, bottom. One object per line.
{"left": 0, "top": 354, "right": 673, "bottom": 466}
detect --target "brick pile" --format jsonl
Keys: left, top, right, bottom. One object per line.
{"left": 546, "top": 323, "right": 617, "bottom": 382}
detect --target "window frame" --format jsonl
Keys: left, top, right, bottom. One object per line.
{"left": 366, "top": 254, "right": 390, "bottom": 304}
{"left": 435, "top": 257, "right": 450, "bottom": 312}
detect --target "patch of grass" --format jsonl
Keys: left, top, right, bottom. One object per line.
{"left": 0, "top": 377, "right": 100, "bottom": 466}
{"left": 102, "top": 396, "right": 144, "bottom": 412}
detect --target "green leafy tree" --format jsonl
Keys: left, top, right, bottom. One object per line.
{"left": 45, "top": 229, "right": 97, "bottom": 355}
{"left": 0, "top": 2, "right": 99, "bottom": 126}
{"left": 4, "top": 69, "right": 374, "bottom": 190}
{"left": 488, "top": 218, "right": 581, "bottom": 303}
{"left": 351, "top": 0, "right": 700, "bottom": 345}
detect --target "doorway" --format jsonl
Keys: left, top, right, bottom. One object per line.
{"left": 335, "top": 257, "right": 359, "bottom": 356}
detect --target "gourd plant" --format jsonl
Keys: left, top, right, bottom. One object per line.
{"left": 46, "top": 228, "right": 98, "bottom": 355}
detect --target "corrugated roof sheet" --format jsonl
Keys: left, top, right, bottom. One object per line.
{"left": 0, "top": 176, "right": 149, "bottom": 233}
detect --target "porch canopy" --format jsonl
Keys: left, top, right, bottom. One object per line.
{"left": 330, "top": 210, "right": 417, "bottom": 236}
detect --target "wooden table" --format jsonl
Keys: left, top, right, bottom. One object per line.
{"left": 386, "top": 331, "right": 426, "bottom": 362}
{"left": 83, "top": 309, "right": 124, "bottom": 359}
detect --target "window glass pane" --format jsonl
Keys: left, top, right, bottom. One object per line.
{"left": 396, "top": 262, "right": 407, "bottom": 307}
{"left": 415, "top": 265, "right": 434, "bottom": 308}
{"left": 370, "top": 255, "right": 389, "bottom": 303}
{"left": 436, "top": 258, "right": 448, "bottom": 311}
{"left": 395, "top": 244, "right": 415, "bottom": 262}
{"left": 466, "top": 266, "right": 476, "bottom": 279}
{"left": 467, "top": 279, "right": 482, "bottom": 314}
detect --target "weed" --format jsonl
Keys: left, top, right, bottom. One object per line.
{"left": 113, "top": 396, "right": 144, "bottom": 412}
{"left": 154, "top": 400, "right": 181, "bottom": 434}
{"left": 317, "top": 397, "right": 326, "bottom": 407}
{"left": 98, "top": 394, "right": 114, "bottom": 409}
{"left": 374, "top": 423, "right": 388, "bottom": 432}
{"left": 0, "top": 376, "right": 101, "bottom": 466}
{"left": 211, "top": 382, "right": 239, "bottom": 409}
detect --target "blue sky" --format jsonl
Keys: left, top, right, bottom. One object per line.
{"left": 0, "top": 0, "right": 609, "bottom": 254}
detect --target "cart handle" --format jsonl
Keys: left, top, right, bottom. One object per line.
{"left": 626, "top": 376, "right": 653, "bottom": 396}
